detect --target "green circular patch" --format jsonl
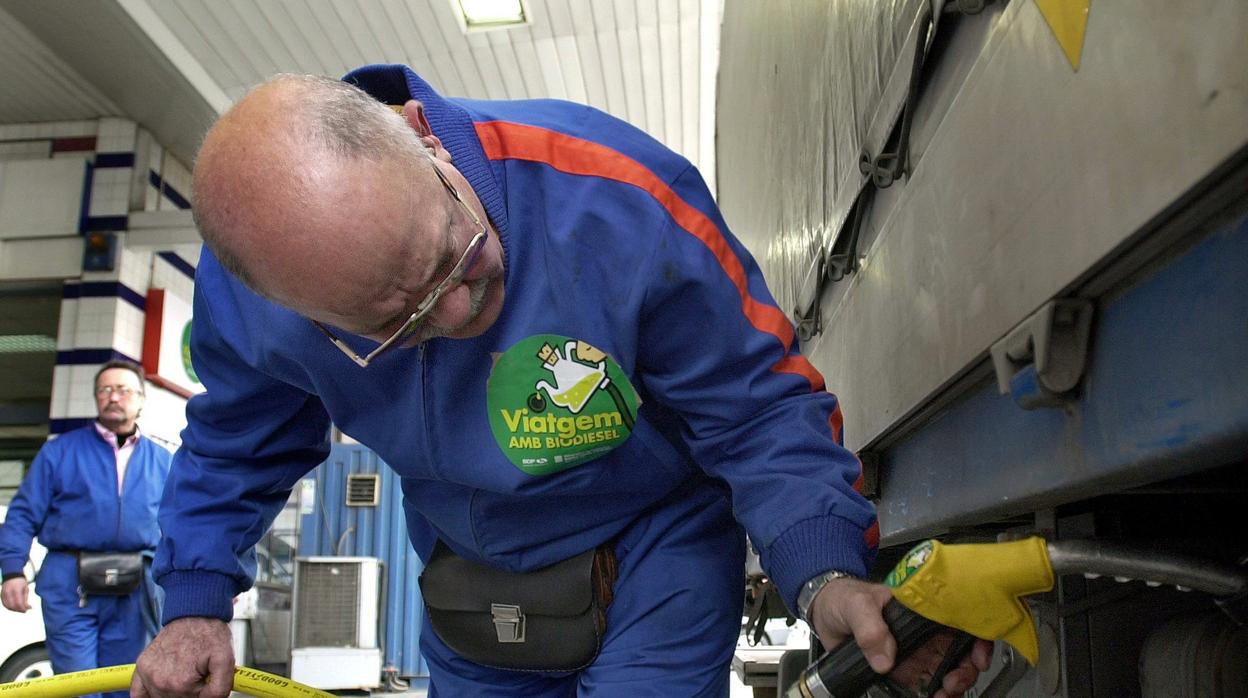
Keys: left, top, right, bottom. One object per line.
{"left": 486, "top": 335, "right": 638, "bottom": 475}
{"left": 180, "top": 321, "right": 199, "bottom": 384}
{"left": 885, "top": 540, "right": 935, "bottom": 589}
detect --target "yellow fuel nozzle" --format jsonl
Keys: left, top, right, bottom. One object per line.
{"left": 789, "top": 536, "right": 1248, "bottom": 698}
{"left": 884, "top": 537, "right": 1055, "bottom": 665}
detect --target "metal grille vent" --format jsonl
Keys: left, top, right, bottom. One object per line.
{"left": 294, "top": 561, "right": 361, "bottom": 648}
{"left": 345, "top": 474, "right": 380, "bottom": 506}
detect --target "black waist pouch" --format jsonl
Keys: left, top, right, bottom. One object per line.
{"left": 419, "top": 542, "right": 618, "bottom": 672}
{"left": 77, "top": 552, "right": 144, "bottom": 595}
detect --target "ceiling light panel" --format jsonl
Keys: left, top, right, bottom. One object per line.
{"left": 455, "top": 0, "right": 529, "bottom": 31}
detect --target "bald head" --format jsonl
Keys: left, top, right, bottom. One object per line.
{"left": 192, "top": 73, "right": 507, "bottom": 346}
{"left": 192, "top": 74, "right": 427, "bottom": 297}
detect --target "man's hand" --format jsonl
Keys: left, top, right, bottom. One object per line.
{"left": 808, "top": 577, "right": 993, "bottom": 698}
{"left": 1, "top": 577, "right": 30, "bottom": 612}
{"left": 131, "top": 617, "right": 234, "bottom": 698}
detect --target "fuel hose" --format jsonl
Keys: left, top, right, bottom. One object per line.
{"left": 0, "top": 664, "right": 335, "bottom": 698}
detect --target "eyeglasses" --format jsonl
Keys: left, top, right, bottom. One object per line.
{"left": 96, "top": 386, "right": 140, "bottom": 398}
{"left": 314, "top": 158, "right": 489, "bottom": 368}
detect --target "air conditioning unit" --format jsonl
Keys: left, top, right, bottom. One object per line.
{"left": 290, "top": 557, "right": 383, "bottom": 689}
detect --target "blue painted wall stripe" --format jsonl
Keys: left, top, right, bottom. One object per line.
{"left": 95, "top": 152, "right": 136, "bottom": 168}
{"left": 55, "top": 348, "right": 139, "bottom": 366}
{"left": 84, "top": 215, "right": 129, "bottom": 232}
{"left": 148, "top": 171, "right": 192, "bottom": 210}
{"left": 78, "top": 162, "right": 94, "bottom": 235}
{"left": 157, "top": 252, "right": 197, "bottom": 280}
{"left": 63, "top": 281, "right": 146, "bottom": 311}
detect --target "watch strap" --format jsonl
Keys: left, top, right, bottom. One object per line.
{"left": 797, "top": 569, "right": 856, "bottom": 623}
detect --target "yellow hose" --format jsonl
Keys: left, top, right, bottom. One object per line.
{"left": 0, "top": 663, "right": 335, "bottom": 698}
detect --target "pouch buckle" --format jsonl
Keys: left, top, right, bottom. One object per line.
{"left": 491, "top": 603, "right": 526, "bottom": 643}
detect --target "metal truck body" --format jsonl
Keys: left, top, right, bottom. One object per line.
{"left": 716, "top": 1, "right": 1248, "bottom": 694}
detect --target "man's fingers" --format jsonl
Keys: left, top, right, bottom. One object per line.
{"left": 843, "top": 597, "right": 896, "bottom": 673}
{"left": 132, "top": 617, "right": 234, "bottom": 698}
{"left": 1, "top": 588, "right": 27, "bottom": 613}
{"left": 949, "top": 641, "right": 993, "bottom": 693}
{"left": 928, "top": 639, "right": 993, "bottom": 697}
{"left": 938, "top": 663, "right": 977, "bottom": 696}
{"left": 811, "top": 581, "right": 897, "bottom": 673}
{"left": 203, "top": 650, "right": 234, "bottom": 698}
{"left": 971, "top": 639, "right": 994, "bottom": 671}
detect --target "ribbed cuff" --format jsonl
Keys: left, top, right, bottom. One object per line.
{"left": 1, "top": 558, "right": 26, "bottom": 577}
{"left": 157, "top": 570, "right": 237, "bottom": 624}
{"left": 2, "top": 571, "right": 25, "bottom": 582}
{"left": 764, "top": 515, "right": 874, "bottom": 616}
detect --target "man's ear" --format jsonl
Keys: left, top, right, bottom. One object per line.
{"left": 401, "top": 99, "right": 453, "bottom": 163}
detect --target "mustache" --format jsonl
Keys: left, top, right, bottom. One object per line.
{"left": 412, "top": 278, "right": 490, "bottom": 343}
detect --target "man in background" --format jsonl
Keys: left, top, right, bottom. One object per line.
{"left": 0, "top": 360, "right": 171, "bottom": 698}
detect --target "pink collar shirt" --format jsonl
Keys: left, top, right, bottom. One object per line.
{"left": 94, "top": 421, "right": 141, "bottom": 495}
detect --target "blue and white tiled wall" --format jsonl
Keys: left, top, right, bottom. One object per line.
{"left": 0, "top": 117, "right": 198, "bottom": 448}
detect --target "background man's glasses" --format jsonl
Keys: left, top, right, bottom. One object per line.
{"left": 96, "top": 386, "right": 139, "bottom": 398}
{"left": 315, "top": 159, "right": 489, "bottom": 368}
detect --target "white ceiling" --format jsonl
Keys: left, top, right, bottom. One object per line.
{"left": 0, "top": 4, "right": 121, "bottom": 122}
{"left": 0, "top": 0, "right": 721, "bottom": 185}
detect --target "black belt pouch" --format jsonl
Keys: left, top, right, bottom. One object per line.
{"left": 419, "top": 542, "right": 618, "bottom": 672}
{"left": 77, "top": 552, "right": 144, "bottom": 595}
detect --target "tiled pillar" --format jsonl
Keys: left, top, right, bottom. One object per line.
{"left": 49, "top": 117, "right": 141, "bottom": 435}
{"left": 138, "top": 126, "right": 199, "bottom": 445}
{"left": 2, "top": 117, "right": 196, "bottom": 448}
{"left": 47, "top": 118, "right": 197, "bottom": 448}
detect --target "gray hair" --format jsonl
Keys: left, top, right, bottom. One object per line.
{"left": 292, "top": 73, "right": 425, "bottom": 161}
{"left": 193, "top": 74, "right": 425, "bottom": 289}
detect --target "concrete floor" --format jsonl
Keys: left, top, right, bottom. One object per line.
{"left": 326, "top": 672, "right": 758, "bottom": 697}
{"left": 275, "top": 624, "right": 799, "bottom": 697}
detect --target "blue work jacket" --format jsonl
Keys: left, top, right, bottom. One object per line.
{"left": 155, "top": 63, "right": 878, "bottom": 624}
{"left": 0, "top": 424, "right": 172, "bottom": 577}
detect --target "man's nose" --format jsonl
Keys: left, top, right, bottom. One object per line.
{"left": 425, "top": 282, "right": 471, "bottom": 328}
{"left": 460, "top": 241, "right": 489, "bottom": 283}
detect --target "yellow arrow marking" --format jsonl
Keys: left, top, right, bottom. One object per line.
{"left": 1034, "top": 0, "right": 1092, "bottom": 70}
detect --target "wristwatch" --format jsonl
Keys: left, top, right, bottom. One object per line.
{"left": 796, "top": 569, "right": 856, "bottom": 623}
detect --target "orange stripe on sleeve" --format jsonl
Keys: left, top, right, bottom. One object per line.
{"left": 475, "top": 120, "right": 822, "bottom": 391}
{"left": 480, "top": 121, "right": 879, "bottom": 551}
{"left": 775, "top": 355, "right": 825, "bottom": 393}
{"left": 865, "top": 521, "right": 881, "bottom": 550}
{"left": 828, "top": 404, "right": 844, "bottom": 442}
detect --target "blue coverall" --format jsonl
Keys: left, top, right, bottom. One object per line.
{"left": 0, "top": 424, "right": 170, "bottom": 698}
{"left": 155, "top": 64, "right": 879, "bottom": 696}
